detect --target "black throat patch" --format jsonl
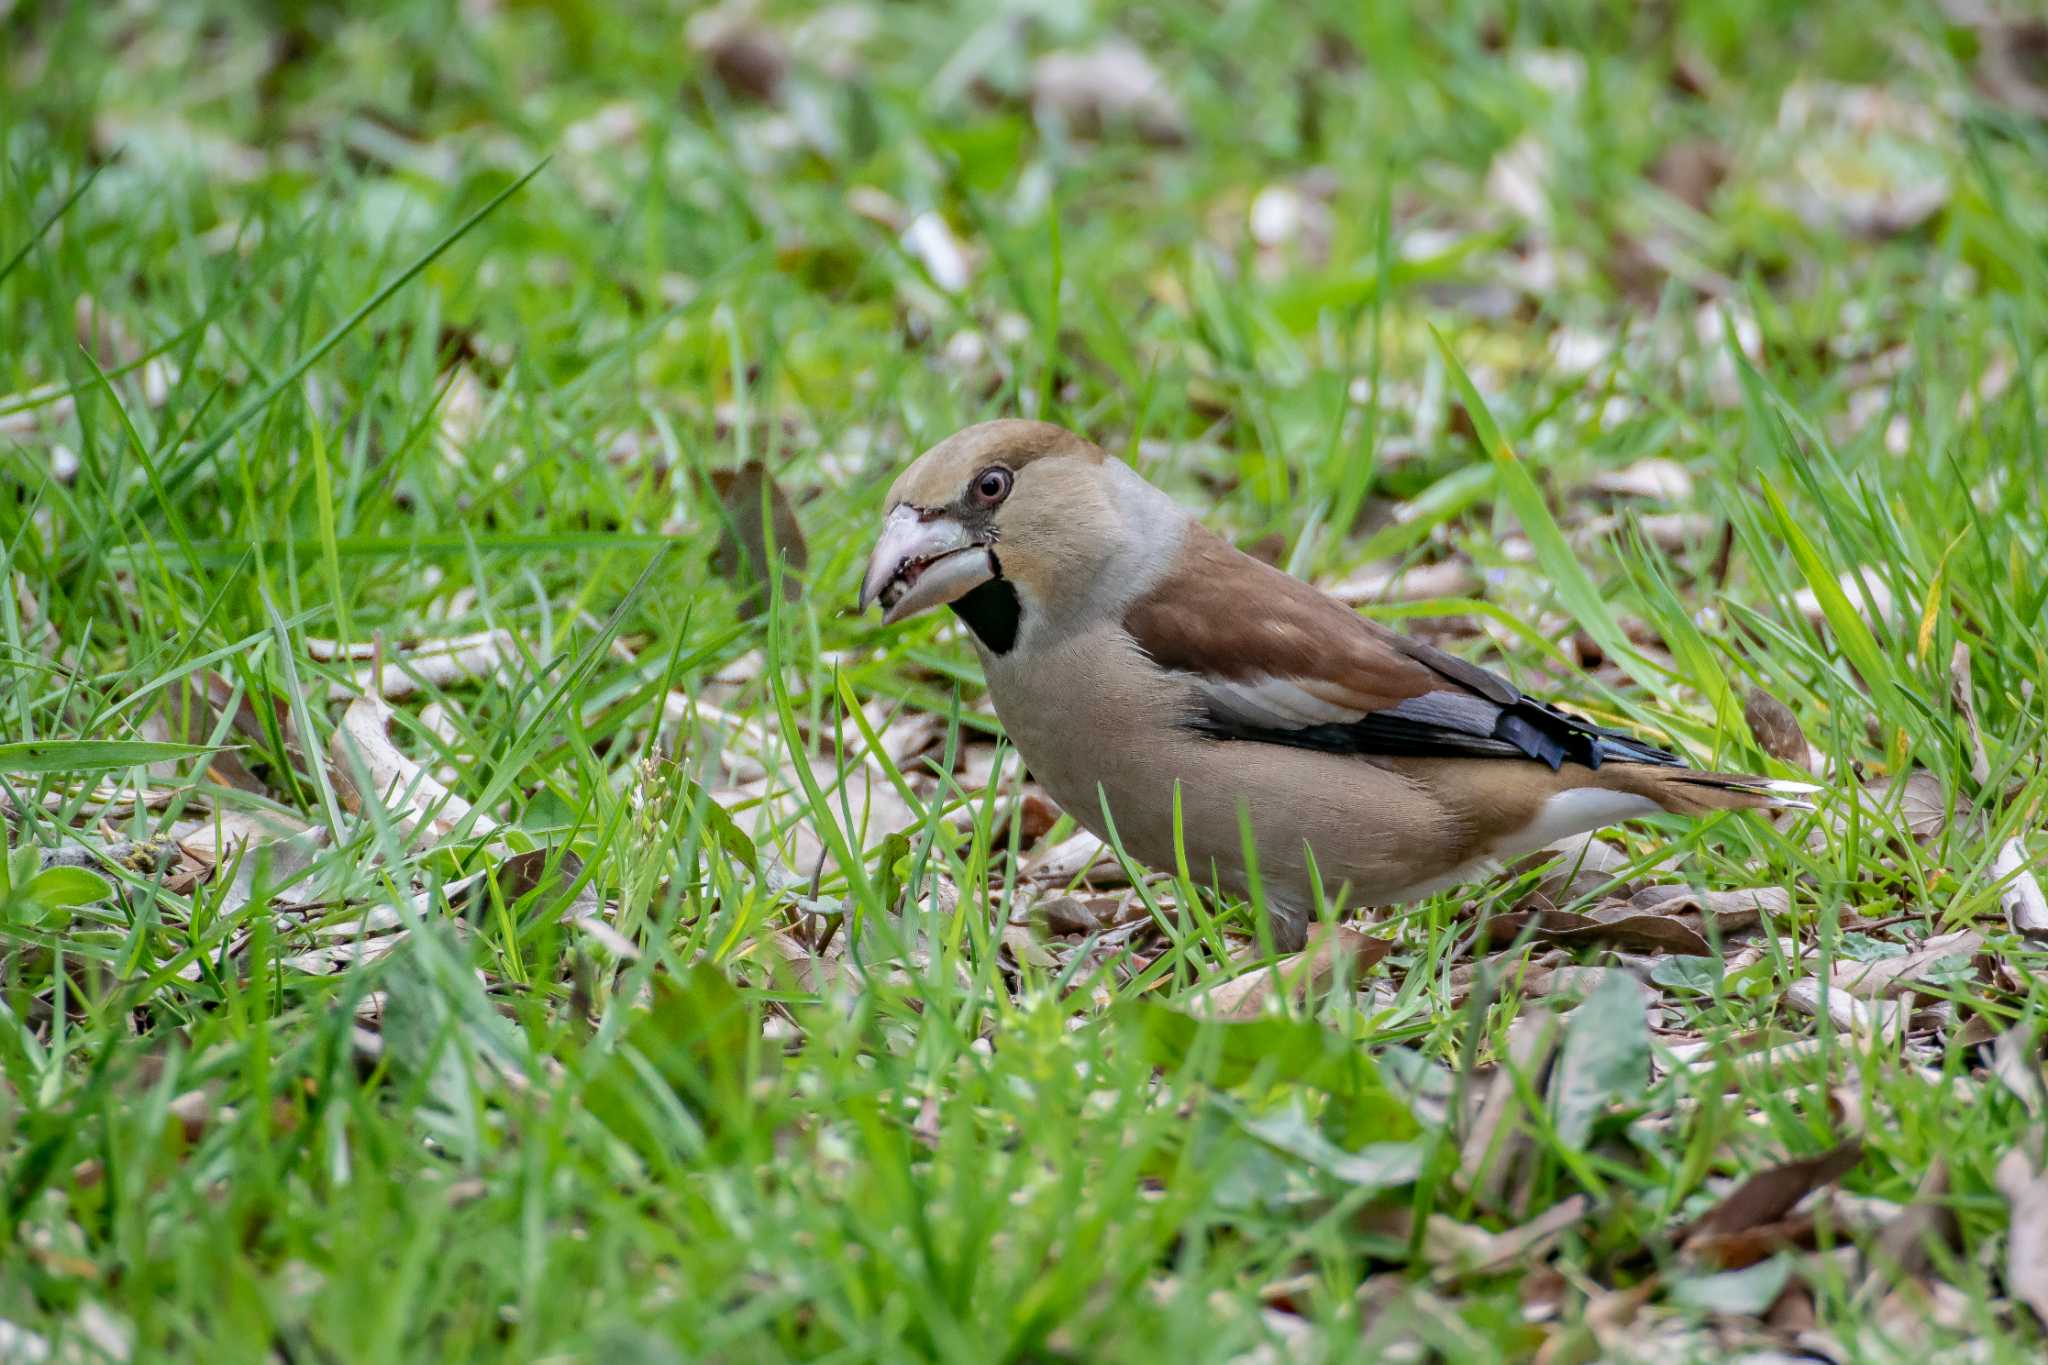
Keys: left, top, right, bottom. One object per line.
{"left": 948, "top": 572, "right": 1021, "bottom": 654}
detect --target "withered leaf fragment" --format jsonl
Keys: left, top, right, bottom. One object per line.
{"left": 709, "top": 461, "right": 808, "bottom": 620}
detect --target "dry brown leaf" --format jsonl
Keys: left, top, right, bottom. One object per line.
{"left": 434, "top": 365, "right": 488, "bottom": 463}
{"left": 866, "top": 705, "right": 947, "bottom": 770}
{"left": 1993, "top": 837, "right": 2048, "bottom": 939}
{"left": 1882, "top": 770, "right": 1964, "bottom": 843}
{"left": 1523, "top": 964, "right": 1651, "bottom": 1003}
{"left": 1515, "top": 832, "right": 1640, "bottom": 904}
{"left": 1457, "top": 1195, "right": 1594, "bottom": 1279}
{"left": 1031, "top": 41, "right": 1189, "bottom": 146}
{"left": 1184, "top": 926, "right": 1393, "bottom": 1020}
{"left": 1029, "top": 893, "right": 1107, "bottom": 937}
{"left": 719, "top": 754, "right": 918, "bottom": 880}
{"left": 1569, "top": 511, "right": 1718, "bottom": 558}
{"left": 708, "top": 462, "right": 808, "bottom": 620}
{"left": 1830, "top": 928, "right": 1982, "bottom": 1000}
{"left": 330, "top": 695, "right": 498, "bottom": 844}
{"left": 1629, "top": 884, "right": 1790, "bottom": 934}
{"left": 688, "top": 4, "right": 789, "bottom": 103}
{"left": 999, "top": 923, "right": 1062, "bottom": 970}
{"left": 1782, "top": 977, "right": 1907, "bottom": 1041}
{"left": 1989, "top": 1025, "right": 2048, "bottom": 1116}
{"left": 1950, "top": 642, "right": 1992, "bottom": 788}
{"left": 1678, "top": 1141, "right": 1863, "bottom": 1251}
{"left": 1027, "top": 889, "right": 1149, "bottom": 939}
{"left": 1483, "top": 905, "right": 1712, "bottom": 956}
{"left": 1648, "top": 137, "right": 1730, "bottom": 213}
{"left": 1676, "top": 1034, "right": 1846, "bottom": 1089}
{"left": 1743, "top": 687, "right": 1814, "bottom": 769}
{"left": 1995, "top": 1145, "right": 2048, "bottom": 1328}
{"left": 1024, "top": 828, "right": 1127, "bottom": 886}
{"left": 1684, "top": 1212, "right": 1821, "bottom": 1271}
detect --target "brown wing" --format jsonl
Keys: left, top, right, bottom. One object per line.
{"left": 1121, "top": 526, "right": 1680, "bottom": 771}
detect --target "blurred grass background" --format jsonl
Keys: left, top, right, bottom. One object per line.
{"left": 5, "top": 0, "right": 2048, "bottom": 1359}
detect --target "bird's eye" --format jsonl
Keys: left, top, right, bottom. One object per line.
{"left": 971, "top": 467, "right": 1013, "bottom": 505}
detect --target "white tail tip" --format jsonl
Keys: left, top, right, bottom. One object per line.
{"left": 1758, "top": 778, "right": 1822, "bottom": 811}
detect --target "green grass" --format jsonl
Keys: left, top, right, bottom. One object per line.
{"left": 6, "top": 0, "right": 2048, "bottom": 1358}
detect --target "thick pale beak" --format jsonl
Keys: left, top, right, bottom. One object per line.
{"left": 859, "top": 505, "right": 997, "bottom": 625}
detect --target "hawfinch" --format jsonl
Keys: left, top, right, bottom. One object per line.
{"left": 859, "top": 420, "right": 1811, "bottom": 950}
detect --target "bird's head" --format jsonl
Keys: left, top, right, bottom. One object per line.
{"left": 860, "top": 420, "right": 1164, "bottom": 651}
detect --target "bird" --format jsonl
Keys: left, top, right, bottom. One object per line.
{"left": 858, "top": 419, "right": 1814, "bottom": 952}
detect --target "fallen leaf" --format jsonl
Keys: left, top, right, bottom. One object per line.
{"left": 1682, "top": 1214, "right": 1820, "bottom": 1273}
{"left": 1031, "top": 41, "right": 1189, "bottom": 146}
{"left": 1951, "top": 642, "right": 1992, "bottom": 787}
{"left": 1668, "top": 1256, "right": 1795, "bottom": 1316}
{"left": 999, "top": 923, "right": 1062, "bottom": 970}
{"left": 1830, "top": 929, "right": 1981, "bottom": 999}
{"left": 1782, "top": 977, "right": 1907, "bottom": 1041}
{"left": 1628, "top": 884, "right": 1790, "bottom": 934}
{"left": 1024, "top": 828, "right": 1127, "bottom": 886}
{"left": 1989, "top": 1025, "right": 2048, "bottom": 1116}
{"left": 708, "top": 462, "right": 808, "bottom": 620}
{"left": 329, "top": 695, "right": 498, "bottom": 845}
{"left": 1993, "top": 837, "right": 2048, "bottom": 939}
{"left": 1996, "top": 1145, "right": 2048, "bottom": 1328}
{"left": 1513, "top": 832, "right": 1640, "bottom": 904}
{"left": 1878, "top": 770, "right": 1963, "bottom": 843}
{"left": 1524, "top": 964, "right": 1651, "bottom": 1003}
{"left": 1456, "top": 1194, "right": 1594, "bottom": 1279}
{"left": 1647, "top": 137, "right": 1729, "bottom": 214}
{"left": 1483, "top": 905, "right": 1713, "bottom": 956}
{"left": 687, "top": 4, "right": 789, "bottom": 103}
{"left": 1678, "top": 1142, "right": 1863, "bottom": 1248}
{"left": 487, "top": 847, "right": 599, "bottom": 919}
{"left": 1185, "top": 926, "right": 1394, "bottom": 1020}
{"left": 1743, "top": 687, "right": 1813, "bottom": 768}
{"left": 434, "top": 365, "right": 489, "bottom": 462}
{"left": 1026, "top": 891, "right": 1126, "bottom": 937}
